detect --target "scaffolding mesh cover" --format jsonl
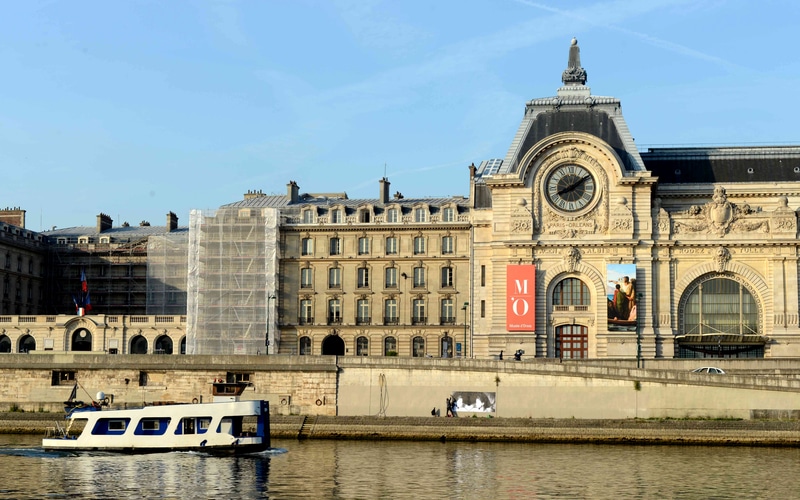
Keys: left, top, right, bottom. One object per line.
{"left": 146, "top": 233, "right": 189, "bottom": 315}
{"left": 186, "top": 207, "right": 279, "bottom": 355}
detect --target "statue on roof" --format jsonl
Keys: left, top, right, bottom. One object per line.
{"left": 562, "top": 38, "right": 587, "bottom": 86}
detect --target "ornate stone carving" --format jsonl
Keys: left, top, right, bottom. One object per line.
{"left": 673, "top": 186, "right": 767, "bottom": 237}
{"left": 713, "top": 246, "right": 731, "bottom": 273}
{"left": 564, "top": 247, "right": 581, "bottom": 272}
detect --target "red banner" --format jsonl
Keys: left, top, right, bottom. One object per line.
{"left": 506, "top": 265, "right": 536, "bottom": 331}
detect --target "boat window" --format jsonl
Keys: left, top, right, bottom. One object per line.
{"left": 135, "top": 418, "right": 170, "bottom": 436}
{"left": 178, "top": 417, "right": 196, "bottom": 435}
{"left": 92, "top": 418, "right": 131, "bottom": 435}
{"left": 198, "top": 417, "right": 212, "bottom": 434}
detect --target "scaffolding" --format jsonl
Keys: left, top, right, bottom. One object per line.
{"left": 186, "top": 207, "right": 279, "bottom": 355}
{"left": 146, "top": 233, "right": 189, "bottom": 315}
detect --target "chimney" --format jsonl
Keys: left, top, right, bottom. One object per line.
{"left": 0, "top": 207, "right": 25, "bottom": 228}
{"left": 166, "top": 212, "right": 179, "bottom": 232}
{"left": 287, "top": 181, "right": 300, "bottom": 203}
{"left": 243, "top": 189, "right": 265, "bottom": 200}
{"left": 379, "top": 178, "right": 390, "bottom": 204}
{"left": 96, "top": 213, "right": 113, "bottom": 233}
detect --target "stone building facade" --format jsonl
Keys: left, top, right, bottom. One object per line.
{"left": 2, "top": 39, "right": 800, "bottom": 360}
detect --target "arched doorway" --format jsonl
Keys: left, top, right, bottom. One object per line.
{"left": 321, "top": 334, "right": 345, "bottom": 355}
{"left": 0, "top": 335, "right": 10, "bottom": 353}
{"left": 155, "top": 335, "right": 173, "bottom": 354}
{"left": 18, "top": 335, "right": 35, "bottom": 353}
{"left": 440, "top": 334, "right": 452, "bottom": 358}
{"left": 130, "top": 335, "right": 148, "bottom": 354}
{"left": 299, "top": 336, "right": 311, "bottom": 355}
{"left": 180, "top": 336, "right": 186, "bottom": 354}
{"left": 71, "top": 329, "right": 92, "bottom": 351}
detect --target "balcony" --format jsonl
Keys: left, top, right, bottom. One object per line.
{"left": 298, "top": 317, "right": 314, "bottom": 325}
{"left": 439, "top": 316, "right": 455, "bottom": 325}
{"left": 383, "top": 317, "right": 399, "bottom": 325}
{"left": 411, "top": 316, "right": 427, "bottom": 325}
{"left": 356, "top": 316, "right": 371, "bottom": 325}
{"left": 328, "top": 316, "right": 342, "bottom": 325}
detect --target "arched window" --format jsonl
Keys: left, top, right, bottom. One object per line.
{"left": 299, "top": 336, "right": 311, "bottom": 355}
{"left": 71, "top": 329, "right": 92, "bottom": 351}
{"left": 683, "top": 277, "right": 759, "bottom": 336}
{"left": 356, "top": 336, "right": 369, "bottom": 356}
{"left": 0, "top": 335, "right": 10, "bottom": 353}
{"left": 18, "top": 335, "right": 35, "bottom": 353}
{"left": 412, "top": 336, "right": 425, "bottom": 357}
{"left": 130, "top": 335, "right": 148, "bottom": 354}
{"left": 180, "top": 336, "right": 187, "bottom": 354}
{"left": 553, "top": 278, "right": 590, "bottom": 306}
{"left": 155, "top": 335, "right": 173, "bottom": 354}
{"left": 384, "top": 336, "right": 397, "bottom": 356}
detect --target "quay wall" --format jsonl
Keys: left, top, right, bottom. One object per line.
{"left": 1, "top": 355, "right": 800, "bottom": 420}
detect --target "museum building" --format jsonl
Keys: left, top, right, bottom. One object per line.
{"left": 2, "top": 39, "right": 800, "bottom": 360}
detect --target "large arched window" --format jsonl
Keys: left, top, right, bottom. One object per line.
{"left": 683, "top": 277, "right": 759, "bottom": 336}
{"left": 0, "top": 335, "right": 10, "bottom": 353}
{"left": 553, "top": 278, "right": 590, "bottom": 306}
{"left": 71, "top": 329, "right": 92, "bottom": 351}
{"left": 155, "top": 335, "right": 173, "bottom": 354}
{"left": 678, "top": 276, "right": 763, "bottom": 358}
{"left": 130, "top": 335, "right": 148, "bottom": 354}
{"left": 19, "top": 335, "right": 35, "bottom": 353}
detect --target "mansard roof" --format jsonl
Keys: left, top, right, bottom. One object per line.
{"left": 642, "top": 146, "right": 800, "bottom": 184}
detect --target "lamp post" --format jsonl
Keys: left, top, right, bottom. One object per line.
{"left": 462, "top": 302, "right": 469, "bottom": 359}
{"left": 266, "top": 294, "right": 276, "bottom": 354}
{"left": 636, "top": 292, "right": 642, "bottom": 368}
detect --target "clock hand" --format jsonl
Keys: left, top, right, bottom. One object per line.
{"left": 557, "top": 176, "right": 591, "bottom": 195}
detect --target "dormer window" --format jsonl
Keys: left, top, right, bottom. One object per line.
{"left": 386, "top": 208, "right": 398, "bottom": 223}
{"left": 100, "top": 236, "right": 111, "bottom": 244}
{"left": 442, "top": 207, "right": 455, "bottom": 222}
{"left": 78, "top": 236, "right": 92, "bottom": 244}
{"left": 331, "top": 209, "right": 343, "bottom": 224}
{"left": 302, "top": 209, "right": 314, "bottom": 224}
{"left": 414, "top": 207, "right": 427, "bottom": 223}
{"left": 359, "top": 209, "right": 371, "bottom": 223}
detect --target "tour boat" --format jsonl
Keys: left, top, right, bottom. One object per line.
{"left": 42, "top": 381, "right": 270, "bottom": 455}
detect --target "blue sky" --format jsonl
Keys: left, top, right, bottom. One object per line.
{"left": 2, "top": 0, "right": 799, "bottom": 232}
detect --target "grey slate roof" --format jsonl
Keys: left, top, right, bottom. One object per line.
{"left": 642, "top": 146, "right": 800, "bottom": 183}
{"left": 42, "top": 225, "right": 188, "bottom": 239}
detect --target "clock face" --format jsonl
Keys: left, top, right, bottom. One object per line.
{"left": 545, "top": 164, "right": 596, "bottom": 212}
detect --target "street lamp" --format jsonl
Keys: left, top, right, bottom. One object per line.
{"left": 461, "top": 302, "right": 469, "bottom": 359}
{"left": 266, "top": 294, "right": 276, "bottom": 354}
{"left": 636, "top": 292, "right": 642, "bottom": 368}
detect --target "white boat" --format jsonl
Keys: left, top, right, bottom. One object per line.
{"left": 42, "top": 381, "right": 270, "bottom": 455}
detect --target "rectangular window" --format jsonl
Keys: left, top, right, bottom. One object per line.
{"left": 384, "top": 299, "right": 398, "bottom": 325}
{"left": 413, "top": 236, "right": 425, "bottom": 255}
{"left": 301, "top": 268, "right": 313, "bottom": 288}
{"left": 51, "top": 370, "right": 76, "bottom": 386}
{"left": 412, "top": 299, "right": 426, "bottom": 324}
{"left": 441, "top": 267, "right": 454, "bottom": 288}
{"left": 358, "top": 237, "right": 370, "bottom": 255}
{"left": 302, "top": 210, "right": 314, "bottom": 223}
{"left": 328, "top": 268, "right": 341, "bottom": 288}
{"left": 440, "top": 299, "right": 454, "bottom": 324}
{"left": 386, "top": 208, "right": 398, "bottom": 223}
{"left": 357, "top": 299, "right": 370, "bottom": 324}
{"left": 413, "top": 267, "right": 425, "bottom": 288}
{"left": 481, "top": 265, "right": 486, "bottom": 287}
{"left": 301, "top": 238, "right": 313, "bottom": 256}
{"left": 442, "top": 236, "right": 454, "bottom": 254}
{"left": 358, "top": 267, "right": 370, "bottom": 288}
{"left": 300, "top": 299, "right": 313, "bottom": 324}
{"left": 414, "top": 207, "right": 426, "bottom": 222}
{"left": 442, "top": 207, "right": 455, "bottom": 222}
{"left": 331, "top": 209, "right": 342, "bottom": 223}
{"left": 328, "top": 299, "right": 342, "bottom": 324}
{"left": 329, "top": 237, "right": 341, "bottom": 255}
{"left": 359, "top": 210, "right": 371, "bottom": 223}
{"left": 385, "top": 237, "right": 398, "bottom": 255}
{"left": 481, "top": 299, "right": 486, "bottom": 318}
{"left": 385, "top": 267, "right": 397, "bottom": 288}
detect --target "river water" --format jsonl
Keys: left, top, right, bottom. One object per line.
{"left": 1, "top": 434, "right": 799, "bottom": 499}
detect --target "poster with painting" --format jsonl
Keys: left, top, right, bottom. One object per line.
{"left": 606, "top": 263, "right": 638, "bottom": 331}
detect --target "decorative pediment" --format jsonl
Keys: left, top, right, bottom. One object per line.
{"left": 673, "top": 187, "right": 769, "bottom": 237}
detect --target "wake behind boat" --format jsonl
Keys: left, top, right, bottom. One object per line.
{"left": 42, "top": 380, "right": 270, "bottom": 455}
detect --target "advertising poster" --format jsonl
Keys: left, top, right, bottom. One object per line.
{"left": 506, "top": 265, "right": 536, "bottom": 331}
{"left": 607, "top": 263, "right": 638, "bottom": 331}
{"left": 449, "top": 392, "right": 496, "bottom": 414}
